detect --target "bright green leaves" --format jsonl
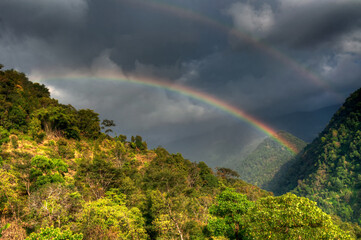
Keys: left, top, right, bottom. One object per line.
{"left": 244, "top": 193, "right": 351, "bottom": 239}
{"left": 279, "top": 88, "right": 361, "bottom": 223}
{"left": 207, "top": 190, "right": 352, "bottom": 240}
{"left": 26, "top": 226, "right": 83, "bottom": 240}
{"left": 207, "top": 188, "right": 254, "bottom": 239}
{"left": 77, "top": 196, "right": 147, "bottom": 239}
{"left": 209, "top": 188, "right": 253, "bottom": 218}
{"left": 0, "top": 169, "right": 19, "bottom": 215}
{"left": 30, "top": 155, "right": 68, "bottom": 190}
{"left": 29, "top": 117, "right": 45, "bottom": 143}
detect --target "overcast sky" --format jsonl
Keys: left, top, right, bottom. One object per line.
{"left": 1, "top": 0, "right": 361, "bottom": 154}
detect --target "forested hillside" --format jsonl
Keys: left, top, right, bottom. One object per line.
{"left": 275, "top": 87, "right": 361, "bottom": 224}
{"left": 0, "top": 67, "right": 358, "bottom": 239}
{"left": 231, "top": 131, "right": 306, "bottom": 192}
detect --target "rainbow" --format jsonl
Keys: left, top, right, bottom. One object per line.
{"left": 39, "top": 73, "right": 300, "bottom": 154}
{"left": 125, "top": 0, "right": 343, "bottom": 101}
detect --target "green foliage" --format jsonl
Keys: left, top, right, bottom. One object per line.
{"left": 75, "top": 157, "right": 121, "bottom": 199}
{"left": 33, "top": 106, "right": 81, "bottom": 139}
{"left": 0, "top": 169, "right": 19, "bottom": 215}
{"left": 230, "top": 131, "right": 306, "bottom": 192}
{"left": 0, "top": 68, "right": 103, "bottom": 140}
{"left": 0, "top": 126, "right": 10, "bottom": 145}
{"left": 26, "top": 226, "right": 83, "bottom": 240}
{"left": 26, "top": 184, "right": 84, "bottom": 231}
{"left": 29, "top": 117, "right": 46, "bottom": 143}
{"left": 198, "top": 162, "right": 219, "bottom": 189}
{"left": 77, "top": 196, "right": 147, "bottom": 239}
{"left": 276, "top": 87, "right": 361, "bottom": 223}
{"left": 57, "top": 139, "right": 75, "bottom": 159}
{"left": 207, "top": 188, "right": 254, "bottom": 239}
{"left": 0, "top": 67, "right": 358, "bottom": 239}
{"left": 243, "top": 193, "right": 351, "bottom": 239}
{"left": 216, "top": 167, "right": 240, "bottom": 179}
{"left": 101, "top": 119, "right": 116, "bottom": 134}
{"left": 10, "top": 135, "right": 18, "bottom": 149}
{"left": 78, "top": 109, "right": 101, "bottom": 139}
{"left": 0, "top": 69, "right": 50, "bottom": 131}
{"left": 208, "top": 191, "right": 352, "bottom": 239}
{"left": 30, "top": 155, "right": 68, "bottom": 190}
{"left": 0, "top": 224, "right": 10, "bottom": 238}
{"left": 130, "top": 135, "right": 147, "bottom": 151}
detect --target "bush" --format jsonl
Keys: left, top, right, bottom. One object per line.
{"left": 26, "top": 226, "right": 83, "bottom": 240}
{"left": 10, "top": 135, "right": 18, "bottom": 149}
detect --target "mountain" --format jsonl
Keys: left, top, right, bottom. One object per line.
{"left": 166, "top": 123, "right": 265, "bottom": 168}
{"left": 0, "top": 67, "right": 357, "bottom": 239}
{"left": 228, "top": 131, "right": 306, "bottom": 192}
{"left": 165, "top": 105, "right": 340, "bottom": 169}
{"left": 274, "top": 87, "right": 361, "bottom": 223}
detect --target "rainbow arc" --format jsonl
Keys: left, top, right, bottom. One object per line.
{"left": 40, "top": 74, "right": 300, "bottom": 155}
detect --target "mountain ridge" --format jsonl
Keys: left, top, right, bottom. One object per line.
{"left": 0, "top": 67, "right": 358, "bottom": 239}
{"left": 273, "top": 87, "right": 361, "bottom": 223}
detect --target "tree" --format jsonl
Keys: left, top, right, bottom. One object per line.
{"left": 26, "top": 226, "right": 83, "bottom": 240}
{"left": 77, "top": 109, "right": 100, "bottom": 139}
{"left": 131, "top": 135, "right": 147, "bottom": 151}
{"left": 207, "top": 188, "right": 254, "bottom": 239}
{"left": 243, "top": 193, "right": 351, "bottom": 239}
{"left": 27, "top": 184, "right": 83, "bottom": 229}
{"left": 29, "top": 155, "right": 68, "bottom": 191}
{"left": 0, "top": 169, "right": 19, "bottom": 217}
{"left": 32, "top": 106, "right": 80, "bottom": 139}
{"left": 101, "top": 119, "right": 116, "bottom": 134}
{"left": 77, "top": 195, "right": 147, "bottom": 239}
{"left": 113, "top": 140, "right": 126, "bottom": 167}
{"left": 75, "top": 158, "right": 121, "bottom": 199}
{"left": 216, "top": 167, "right": 240, "bottom": 179}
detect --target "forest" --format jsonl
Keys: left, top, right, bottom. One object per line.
{"left": 0, "top": 66, "right": 360, "bottom": 239}
{"left": 274, "top": 87, "right": 361, "bottom": 224}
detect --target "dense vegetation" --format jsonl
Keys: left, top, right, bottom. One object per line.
{"left": 274, "top": 87, "right": 361, "bottom": 225}
{"left": 230, "top": 131, "right": 306, "bottom": 192}
{"left": 0, "top": 67, "right": 358, "bottom": 239}
{"left": 0, "top": 65, "right": 102, "bottom": 141}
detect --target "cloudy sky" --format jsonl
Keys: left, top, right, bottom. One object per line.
{"left": 1, "top": 0, "right": 361, "bottom": 160}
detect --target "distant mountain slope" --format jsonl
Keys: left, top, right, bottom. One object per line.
{"left": 229, "top": 131, "right": 306, "bottom": 192}
{"left": 165, "top": 105, "right": 340, "bottom": 168}
{"left": 0, "top": 67, "right": 359, "bottom": 239}
{"left": 275, "top": 87, "right": 361, "bottom": 223}
{"left": 0, "top": 67, "right": 273, "bottom": 239}
{"left": 166, "top": 123, "right": 265, "bottom": 167}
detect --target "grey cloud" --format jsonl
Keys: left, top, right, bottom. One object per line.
{"left": 0, "top": 0, "right": 361, "bottom": 162}
{"left": 268, "top": 1, "right": 361, "bottom": 48}
{"left": 0, "top": 0, "right": 87, "bottom": 38}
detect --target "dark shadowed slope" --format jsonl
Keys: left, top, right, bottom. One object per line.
{"left": 274, "top": 87, "right": 361, "bottom": 223}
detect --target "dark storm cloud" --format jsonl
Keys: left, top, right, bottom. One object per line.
{"left": 85, "top": 0, "right": 232, "bottom": 70}
{"left": 267, "top": 1, "right": 361, "bottom": 48}
{"left": 1, "top": 0, "right": 361, "bottom": 161}
{"left": 0, "top": 0, "right": 87, "bottom": 38}
{"left": 0, "top": 0, "right": 234, "bottom": 72}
